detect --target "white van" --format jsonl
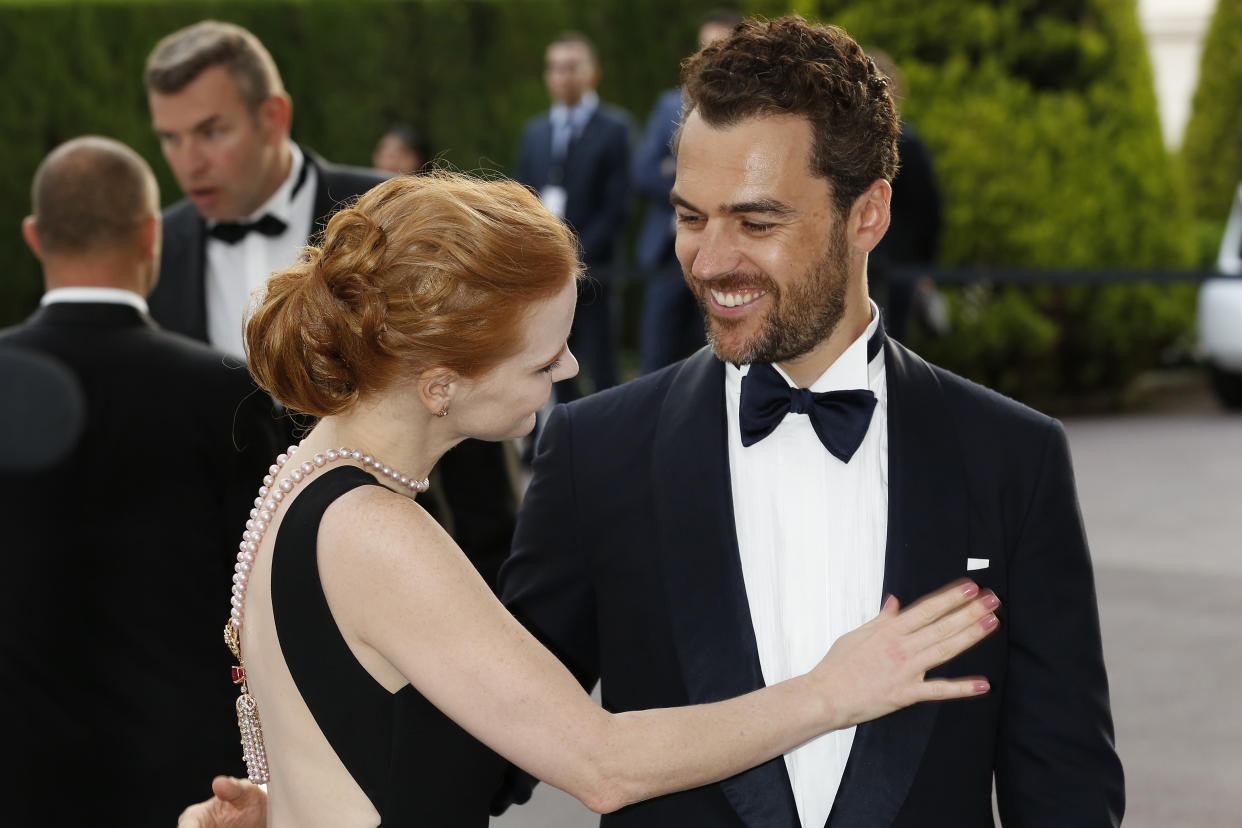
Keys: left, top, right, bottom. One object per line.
{"left": 1199, "top": 180, "right": 1242, "bottom": 408}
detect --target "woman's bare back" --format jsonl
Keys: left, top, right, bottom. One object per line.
{"left": 241, "top": 465, "right": 505, "bottom": 827}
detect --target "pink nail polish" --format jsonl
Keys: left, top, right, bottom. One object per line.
{"left": 960, "top": 581, "right": 979, "bottom": 598}
{"left": 981, "top": 614, "right": 999, "bottom": 630}
{"left": 973, "top": 680, "right": 990, "bottom": 694}
{"left": 981, "top": 593, "right": 1000, "bottom": 610}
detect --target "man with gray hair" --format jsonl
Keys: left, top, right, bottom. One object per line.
{"left": 143, "top": 19, "right": 375, "bottom": 359}
{"left": 144, "top": 19, "right": 520, "bottom": 600}
{"left": 0, "top": 136, "right": 280, "bottom": 825}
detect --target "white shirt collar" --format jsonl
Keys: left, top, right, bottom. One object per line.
{"left": 40, "top": 287, "right": 149, "bottom": 314}
{"left": 723, "top": 300, "right": 889, "bottom": 828}
{"left": 551, "top": 90, "right": 599, "bottom": 128}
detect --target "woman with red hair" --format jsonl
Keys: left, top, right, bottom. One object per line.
{"left": 192, "top": 171, "right": 998, "bottom": 827}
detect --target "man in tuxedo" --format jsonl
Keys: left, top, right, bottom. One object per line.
{"left": 143, "top": 20, "right": 517, "bottom": 589}
{"left": 0, "top": 136, "right": 281, "bottom": 825}
{"left": 501, "top": 16, "right": 1124, "bottom": 827}
{"left": 515, "top": 32, "right": 633, "bottom": 400}
{"left": 633, "top": 11, "right": 739, "bottom": 374}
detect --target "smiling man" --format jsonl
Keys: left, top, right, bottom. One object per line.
{"left": 670, "top": 112, "right": 858, "bottom": 388}
{"left": 500, "top": 15, "right": 1124, "bottom": 827}
{"left": 178, "top": 16, "right": 1124, "bottom": 828}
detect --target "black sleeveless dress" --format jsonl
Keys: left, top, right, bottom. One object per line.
{"left": 272, "top": 466, "right": 508, "bottom": 826}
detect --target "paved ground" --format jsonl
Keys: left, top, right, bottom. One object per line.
{"left": 1067, "top": 399, "right": 1242, "bottom": 827}
{"left": 493, "top": 379, "right": 1242, "bottom": 827}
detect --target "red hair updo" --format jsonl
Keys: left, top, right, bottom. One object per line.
{"left": 245, "top": 171, "right": 580, "bottom": 417}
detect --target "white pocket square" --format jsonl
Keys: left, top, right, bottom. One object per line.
{"left": 966, "top": 557, "right": 990, "bottom": 571}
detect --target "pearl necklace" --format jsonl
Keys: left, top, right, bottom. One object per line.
{"left": 223, "top": 442, "right": 429, "bottom": 783}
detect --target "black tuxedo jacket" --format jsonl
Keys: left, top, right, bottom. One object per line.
{"left": 0, "top": 302, "right": 282, "bottom": 825}
{"left": 148, "top": 148, "right": 518, "bottom": 590}
{"left": 148, "top": 149, "right": 381, "bottom": 341}
{"left": 500, "top": 340, "right": 1124, "bottom": 826}
{"left": 514, "top": 104, "right": 632, "bottom": 267}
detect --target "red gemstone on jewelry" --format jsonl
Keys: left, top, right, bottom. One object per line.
{"left": 232, "top": 666, "right": 246, "bottom": 684}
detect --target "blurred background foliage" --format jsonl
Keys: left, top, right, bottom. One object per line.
{"left": 0, "top": 0, "right": 1221, "bottom": 407}
{"left": 1181, "top": 0, "right": 1242, "bottom": 264}
{"left": 794, "top": 0, "right": 1200, "bottom": 405}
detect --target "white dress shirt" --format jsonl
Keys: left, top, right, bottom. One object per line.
{"left": 549, "top": 89, "right": 599, "bottom": 160}
{"left": 725, "top": 303, "right": 888, "bottom": 828}
{"left": 204, "top": 143, "right": 315, "bottom": 360}
{"left": 41, "top": 287, "right": 149, "bottom": 314}
{"left": 541, "top": 90, "right": 599, "bottom": 219}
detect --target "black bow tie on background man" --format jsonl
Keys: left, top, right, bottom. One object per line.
{"left": 207, "top": 155, "right": 310, "bottom": 244}
{"left": 739, "top": 362, "right": 878, "bottom": 463}
{"left": 207, "top": 213, "right": 288, "bottom": 244}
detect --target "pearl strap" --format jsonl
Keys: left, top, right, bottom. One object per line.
{"left": 224, "top": 443, "right": 429, "bottom": 782}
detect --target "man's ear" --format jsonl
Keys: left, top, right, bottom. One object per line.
{"left": 137, "top": 214, "right": 160, "bottom": 263}
{"left": 849, "top": 178, "right": 892, "bottom": 254}
{"left": 417, "top": 366, "right": 460, "bottom": 417}
{"left": 21, "top": 216, "right": 42, "bottom": 261}
{"left": 259, "top": 94, "right": 293, "bottom": 144}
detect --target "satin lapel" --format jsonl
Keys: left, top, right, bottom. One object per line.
{"left": 537, "top": 117, "right": 555, "bottom": 180}
{"left": 652, "top": 348, "right": 799, "bottom": 828}
{"left": 826, "top": 339, "right": 971, "bottom": 828}
{"left": 190, "top": 218, "right": 208, "bottom": 340}
{"left": 168, "top": 210, "right": 208, "bottom": 342}
{"left": 153, "top": 200, "right": 210, "bottom": 341}
{"left": 306, "top": 150, "right": 336, "bottom": 238}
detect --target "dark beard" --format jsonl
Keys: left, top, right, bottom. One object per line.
{"left": 687, "top": 222, "right": 850, "bottom": 365}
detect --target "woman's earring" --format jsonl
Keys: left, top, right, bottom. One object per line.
{"left": 436, "top": 402, "right": 450, "bottom": 417}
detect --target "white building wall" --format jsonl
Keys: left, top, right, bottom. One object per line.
{"left": 1138, "top": 0, "right": 1218, "bottom": 148}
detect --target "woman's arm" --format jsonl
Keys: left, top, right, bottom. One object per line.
{"left": 322, "top": 487, "right": 997, "bottom": 814}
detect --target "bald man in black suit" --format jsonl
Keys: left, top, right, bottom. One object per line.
{"left": 0, "top": 136, "right": 282, "bottom": 825}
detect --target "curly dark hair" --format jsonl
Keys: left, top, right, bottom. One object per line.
{"left": 680, "top": 16, "right": 899, "bottom": 214}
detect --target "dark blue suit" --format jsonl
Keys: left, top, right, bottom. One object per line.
{"left": 515, "top": 101, "right": 632, "bottom": 398}
{"left": 633, "top": 87, "right": 704, "bottom": 374}
{"left": 500, "top": 340, "right": 1124, "bottom": 826}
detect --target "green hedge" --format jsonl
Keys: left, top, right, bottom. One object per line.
{"left": 1, "top": 0, "right": 1197, "bottom": 405}
{"left": 766, "top": 0, "right": 1196, "bottom": 405}
{"left": 1182, "top": 0, "right": 1242, "bottom": 225}
{"left": 0, "top": 0, "right": 725, "bottom": 327}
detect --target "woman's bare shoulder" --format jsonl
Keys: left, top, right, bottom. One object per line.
{"left": 312, "top": 476, "right": 497, "bottom": 665}
{"left": 317, "top": 482, "right": 454, "bottom": 567}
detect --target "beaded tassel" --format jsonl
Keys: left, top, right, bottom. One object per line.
{"left": 224, "top": 444, "right": 429, "bottom": 786}
{"left": 236, "top": 691, "right": 270, "bottom": 783}
{"left": 225, "top": 623, "right": 269, "bottom": 783}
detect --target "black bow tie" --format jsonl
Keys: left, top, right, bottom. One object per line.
{"left": 206, "top": 154, "right": 310, "bottom": 245}
{"left": 738, "top": 324, "right": 886, "bottom": 463}
{"left": 208, "top": 214, "right": 288, "bottom": 245}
